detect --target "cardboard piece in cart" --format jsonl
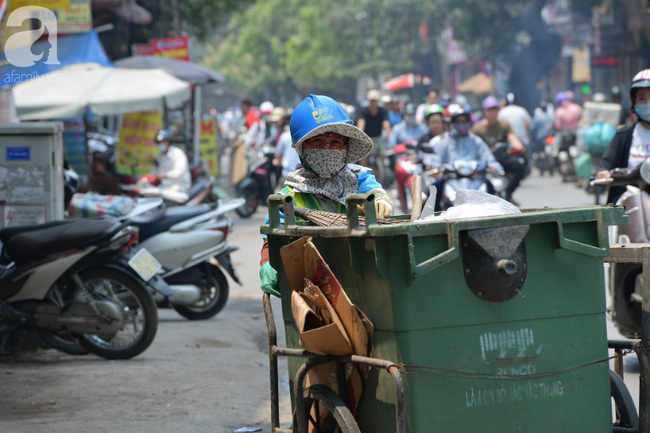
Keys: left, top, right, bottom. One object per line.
{"left": 291, "top": 282, "right": 353, "bottom": 356}
{"left": 281, "top": 236, "right": 373, "bottom": 358}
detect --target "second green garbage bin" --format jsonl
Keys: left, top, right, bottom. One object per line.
{"left": 262, "top": 194, "right": 627, "bottom": 433}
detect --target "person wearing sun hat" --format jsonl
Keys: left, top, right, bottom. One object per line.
{"left": 259, "top": 94, "right": 394, "bottom": 297}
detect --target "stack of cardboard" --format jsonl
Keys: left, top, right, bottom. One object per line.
{"left": 281, "top": 237, "right": 373, "bottom": 415}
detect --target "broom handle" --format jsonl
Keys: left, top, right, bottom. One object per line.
{"left": 411, "top": 175, "right": 423, "bottom": 221}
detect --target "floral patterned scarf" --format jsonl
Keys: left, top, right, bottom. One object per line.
{"left": 284, "top": 163, "right": 369, "bottom": 205}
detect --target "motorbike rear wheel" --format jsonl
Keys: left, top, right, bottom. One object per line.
{"left": 172, "top": 266, "right": 229, "bottom": 320}
{"left": 73, "top": 268, "right": 158, "bottom": 360}
{"left": 236, "top": 184, "right": 259, "bottom": 218}
{"left": 37, "top": 329, "right": 90, "bottom": 355}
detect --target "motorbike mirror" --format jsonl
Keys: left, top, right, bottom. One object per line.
{"left": 640, "top": 159, "right": 650, "bottom": 184}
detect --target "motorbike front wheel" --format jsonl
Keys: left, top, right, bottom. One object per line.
{"left": 73, "top": 268, "right": 158, "bottom": 360}
{"left": 172, "top": 266, "right": 229, "bottom": 320}
{"left": 236, "top": 184, "right": 259, "bottom": 218}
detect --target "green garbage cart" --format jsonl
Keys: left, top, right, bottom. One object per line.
{"left": 261, "top": 193, "right": 635, "bottom": 433}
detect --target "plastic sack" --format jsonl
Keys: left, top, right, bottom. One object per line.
{"left": 585, "top": 122, "right": 616, "bottom": 155}
{"left": 68, "top": 193, "right": 135, "bottom": 218}
{"left": 575, "top": 152, "right": 593, "bottom": 179}
{"left": 417, "top": 189, "right": 520, "bottom": 222}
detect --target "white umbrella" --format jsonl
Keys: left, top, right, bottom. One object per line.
{"left": 12, "top": 63, "right": 191, "bottom": 120}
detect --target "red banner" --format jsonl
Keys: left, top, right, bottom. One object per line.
{"left": 131, "top": 36, "right": 191, "bottom": 61}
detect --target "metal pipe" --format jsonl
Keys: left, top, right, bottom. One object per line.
{"left": 389, "top": 365, "right": 407, "bottom": 433}
{"left": 263, "top": 294, "right": 280, "bottom": 430}
{"left": 610, "top": 339, "right": 649, "bottom": 433}
{"left": 616, "top": 348, "right": 625, "bottom": 380}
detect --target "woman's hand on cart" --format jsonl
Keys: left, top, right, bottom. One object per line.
{"left": 260, "top": 262, "right": 281, "bottom": 297}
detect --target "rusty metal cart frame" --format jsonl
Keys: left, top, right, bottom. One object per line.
{"left": 263, "top": 293, "right": 406, "bottom": 433}
{"left": 606, "top": 244, "right": 650, "bottom": 433}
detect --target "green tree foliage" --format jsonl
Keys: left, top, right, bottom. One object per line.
{"left": 203, "top": 0, "right": 443, "bottom": 97}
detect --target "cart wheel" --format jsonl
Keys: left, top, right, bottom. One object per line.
{"left": 610, "top": 370, "right": 639, "bottom": 429}
{"left": 296, "top": 385, "right": 361, "bottom": 433}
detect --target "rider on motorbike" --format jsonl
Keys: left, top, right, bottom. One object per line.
{"left": 259, "top": 94, "right": 394, "bottom": 297}
{"left": 418, "top": 104, "right": 446, "bottom": 148}
{"left": 388, "top": 103, "right": 428, "bottom": 148}
{"left": 428, "top": 104, "right": 503, "bottom": 210}
{"left": 471, "top": 96, "right": 526, "bottom": 203}
{"left": 595, "top": 69, "right": 650, "bottom": 203}
{"left": 136, "top": 130, "right": 191, "bottom": 203}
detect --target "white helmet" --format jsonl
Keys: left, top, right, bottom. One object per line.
{"left": 260, "top": 101, "right": 275, "bottom": 114}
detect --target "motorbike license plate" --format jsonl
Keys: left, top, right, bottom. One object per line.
{"left": 128, "top": 249, "right": 162, "bottom": 282}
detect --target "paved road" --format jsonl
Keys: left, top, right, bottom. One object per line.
{"left": 0, "top": 172, "right": 637, "bottom": 431}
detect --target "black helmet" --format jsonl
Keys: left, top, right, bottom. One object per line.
{"left": 404, "top": 103, "right": 417, "bottom": 115}
{"left": 155, "top": 130, "right": 172, "bottom": 143}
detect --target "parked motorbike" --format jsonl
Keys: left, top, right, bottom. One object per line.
{"left": 592, "top": 160, "right": 650, "bottom": 338}
{"left": 0, "top": 217, "right": 171, "bottom": 359}
{"left": 234, "top": 145, "right": 279, "bottom": 218}
{"left": 130, "top": 199, "right": 244, "bottom": 320}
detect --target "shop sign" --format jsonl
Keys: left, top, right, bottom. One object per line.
{"left": 116, "top": 111, "right": 162, "bottom": 176}
{"left": 199, "top": 119, "right": 219, "bottom": 176}
{"left": 150, "top": 36, "right": 191, "bottom": 61}
{"left": 591, "top": 55, "right": 619, "bottom": 67}
{"left": 54, "top": 0, "right": 90, "bottom": 33}
{"left": 572, "top": 45, "right": 591, "bottom": 83}
{"left": 9, "top": 0, "right": 69, "bottom": 9}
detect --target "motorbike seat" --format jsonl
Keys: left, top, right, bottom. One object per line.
{"left": 0, "top": 220, "right": 74, "bottom": 244}
{"left": 4, "top": 218, "right": 124, "bottom": 265}
{"left": 133, "top": 204, "right": 211, "bottom": 242}
{"left": 187, "top": 178, "right": 211, "bottom": 200}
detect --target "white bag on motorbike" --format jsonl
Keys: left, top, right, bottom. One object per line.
{"left": 417, "top": 189, "right": 520, "bottom": 222}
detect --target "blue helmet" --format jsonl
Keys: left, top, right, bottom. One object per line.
{"left": 290, "top": 94, "right": 374, "bottom": 163}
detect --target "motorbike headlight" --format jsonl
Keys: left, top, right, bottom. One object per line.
{"left": 454, "top": 160, "right": 477, "bottom": 177}
{"left": 640, "top": 159, "right": 650, "bottom": 184}
{"left": 444, "top": 183, "right": 457, "bottom": 203}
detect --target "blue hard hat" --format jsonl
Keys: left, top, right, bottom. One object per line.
{"left": 290, "top": 94, "right": 374, "bottom": 163}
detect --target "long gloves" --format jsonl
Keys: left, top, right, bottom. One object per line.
{"left": 357, "top": 188, "right": 394, "bottom": 218}
{"left": 260, "top": 262, "right": 281, "bottom": 298}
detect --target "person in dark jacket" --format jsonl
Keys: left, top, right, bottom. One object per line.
{"left": 596, "top": 69, "right": 650, "bottom": 203}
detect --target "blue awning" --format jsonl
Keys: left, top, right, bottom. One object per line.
{"left": 1, "top": 31, "right": 113, "bottom": 89}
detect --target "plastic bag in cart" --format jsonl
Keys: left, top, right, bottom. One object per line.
{"left": 417, "top": 189, "right": 520, "bottom": 221}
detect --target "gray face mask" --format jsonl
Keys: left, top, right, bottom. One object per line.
{"left": 405, "top": 115, "right": 416, "bottom": 125}
{"left": 157, "top": 144, "right": 168, "bottom": 153}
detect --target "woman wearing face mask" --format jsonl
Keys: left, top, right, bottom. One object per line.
{"left": 427, "top": 104, "right": 503, "bottom": 211}
{"left": 259, "top": 94, "right": 394, "bottom": 297}
{"left": 388, "top": 103, "right": 429, "bottom": 148}
{"left": 595, "top": 69, "right": 650, "bottom": 203}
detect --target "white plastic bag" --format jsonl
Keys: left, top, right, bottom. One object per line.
{"left": 417, "top": 189, "right": 520, "bottom": 222}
